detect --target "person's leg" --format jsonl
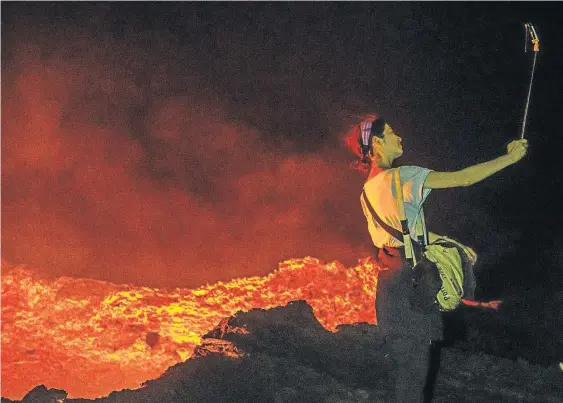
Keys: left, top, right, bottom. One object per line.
{"left": 392, "top": 336, "right": 431, "bottom": 403}
{"left": 423, "top": 341, "right": 442, "bottom": 403}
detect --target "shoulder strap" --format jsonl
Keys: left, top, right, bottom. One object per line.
{"left": 393, "top": 169, "right": 418, "bottom": 267}
{"left": 361, "top": 189, "right": 402, "bottom": 242}
{"left": 416, "top": 208, "right": 429, "bottom": 246}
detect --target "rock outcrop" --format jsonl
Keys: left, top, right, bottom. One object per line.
{"left": 3, "top": 300, "right": 563, "bottom": 403}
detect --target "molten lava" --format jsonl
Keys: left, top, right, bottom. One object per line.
{"left": 1, "top": 257, "right": 379, "bottom": 400}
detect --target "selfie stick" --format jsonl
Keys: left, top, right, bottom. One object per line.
{"left": 520, "top": 23, "right": 540, "bottom": 140}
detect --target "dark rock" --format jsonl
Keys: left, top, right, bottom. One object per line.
{"left": 202, "top": 300, "right": 392, "bottom": 386}
{"left": 144, "top": 332, "right": 159, "bottom": 349}
{"left": 6, "top": 300, "right": 563, "bottom": 403}
{"left": 192, "top": 338, "right": 246, "bottom": 358}
{"left": 21, "top": 386, "right": 67, "bottom": 403}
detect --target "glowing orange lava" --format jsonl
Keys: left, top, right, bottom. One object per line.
{"left": 1, "top": 257, "right": 379, "bottom": 400}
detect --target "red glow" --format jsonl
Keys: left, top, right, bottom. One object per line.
{"left": 461, "top": 298, "right": 502, "bottom": 310}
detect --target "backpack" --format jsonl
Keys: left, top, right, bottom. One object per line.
{"left": 410, "top": 239, "right": 466, "bottom": 312}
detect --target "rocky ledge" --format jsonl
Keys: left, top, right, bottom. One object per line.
{"left": 4, "top": 300, "right": 563, "bottom": 403}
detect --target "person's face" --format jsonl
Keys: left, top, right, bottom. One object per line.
{"left": 379, "top": 124, "right": 403, "bottom": 158}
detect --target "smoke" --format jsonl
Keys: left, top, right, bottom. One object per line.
{"left": 1, "top": 9, "right": 370, "bottom": 287}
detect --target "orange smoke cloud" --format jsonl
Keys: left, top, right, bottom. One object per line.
{"left": 2, "top": 34, "right": 370, "bottom": 288}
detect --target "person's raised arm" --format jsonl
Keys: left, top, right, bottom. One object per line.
{"left": 424, "top": 139, "right": 528, "bottom": 189}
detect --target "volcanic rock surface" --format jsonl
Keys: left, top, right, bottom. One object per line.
{"left": 4, "top": 300, "right": 563, "bottom": 403}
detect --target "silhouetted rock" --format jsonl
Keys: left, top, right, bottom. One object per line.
{"left": 199, "top": 300, "right": 393, "bottom": 387}
{"left": 21, "top": 386, "right": 66, "bottom": 403}
{"left": 144, "top": 332, "right": 160, "bottom": 349}
{"left": 5, "top": 300, "right": 563, "bottom": 403}
{"left": 192, "top": 338, "right": 246, "bottom": 358}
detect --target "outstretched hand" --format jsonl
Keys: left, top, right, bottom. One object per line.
{"left": 506, "top": 139, "right": 529, "bottom": 163}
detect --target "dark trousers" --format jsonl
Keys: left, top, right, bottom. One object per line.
{"left": 376, "top": 246, "right": 440, "bottom": 403}
{"left": 391, "top": 336, "right": 432, "bottom": 403}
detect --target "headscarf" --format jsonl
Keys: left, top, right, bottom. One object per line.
{"left": 359, "top": 117, "right": 386, "bottom": 163}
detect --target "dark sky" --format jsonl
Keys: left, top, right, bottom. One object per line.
{"left": 2, "top": 2, "right": 562, "bottom": 296}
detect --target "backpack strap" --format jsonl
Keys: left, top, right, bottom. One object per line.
{"left": 393, "top": 169, "right": 418, "bottom": 267}
{"left": 361, "top": 189, "right": 403, "bottom": 243}
{"left": 415, "top": 208, "right": 429, "bottom": 247}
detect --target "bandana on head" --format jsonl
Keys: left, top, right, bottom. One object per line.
{"left": 360, "top": 120, "right": 373, "bottom": 148}
{"left": 359, "top": 117, "right": 386, "bottom": 162}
